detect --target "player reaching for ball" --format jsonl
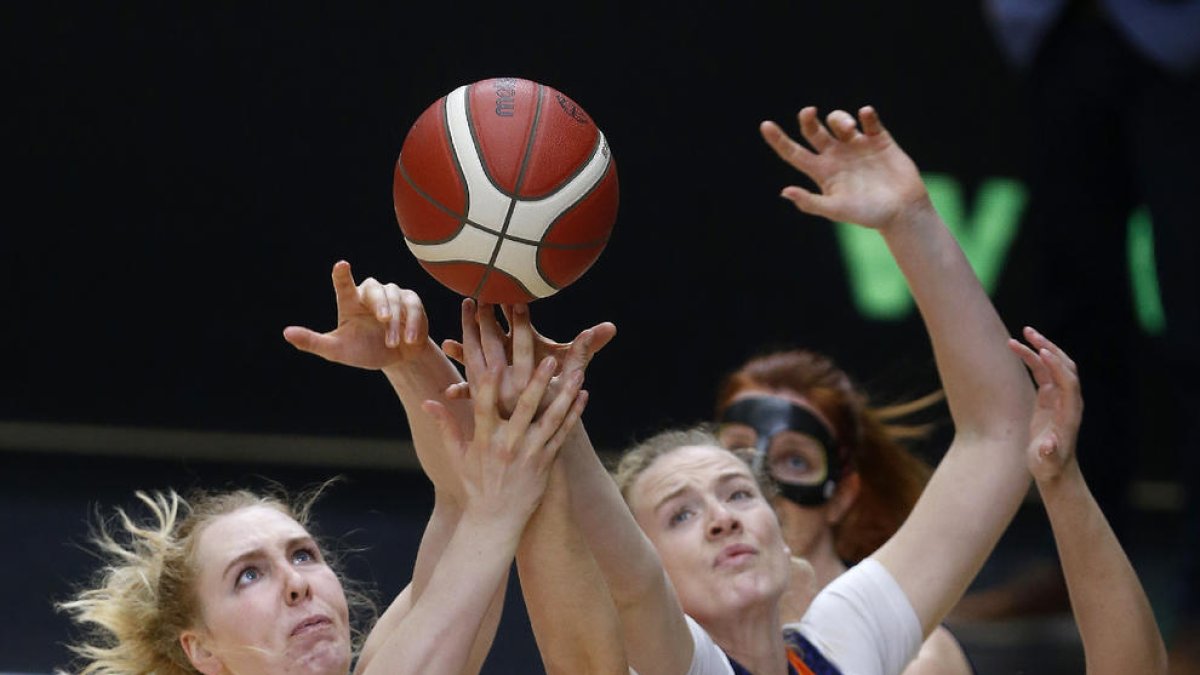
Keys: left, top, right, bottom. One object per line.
{"left": 286, "top": 104, "right": 1165, "bottom": 674}
{"left": 490, "top": 106, "right": 1160, "bottom": 674}
{"left": 443, "top": 103, "right": 1035, "bottom": 675}
{"left": 1006, "top": 329, "right": 1167, "bottom": 675}
{"left": 284, "top": 263, "right": 628, "bottom": 675}
{"left": 57, "top": 295, "right": 587, "bottom": 675}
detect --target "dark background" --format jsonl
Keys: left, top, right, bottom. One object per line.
{"left": 0, "top": 3, "right": 1184, "bottom": 673}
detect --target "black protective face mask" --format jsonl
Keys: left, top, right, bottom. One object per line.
{"left": 719, "top": 396, "right": 842, "bottom": 506}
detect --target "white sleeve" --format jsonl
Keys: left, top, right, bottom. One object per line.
{"left": 683, "top": 614, "right": 735, "bottom": 675}
{"left": 792, "top": 558, "right": 922, "bottom": 675}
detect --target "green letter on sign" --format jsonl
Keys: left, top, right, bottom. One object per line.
{"left": 835, "top": 173, "right": 1027, "bottom": 320}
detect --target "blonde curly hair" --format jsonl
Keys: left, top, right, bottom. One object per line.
{"left": 57, "top": 483, "right": 374, "bottom": 675}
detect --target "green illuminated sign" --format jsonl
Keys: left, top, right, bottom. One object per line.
{"left": 835, "top": 173, "right": 1165, "bottom": 335}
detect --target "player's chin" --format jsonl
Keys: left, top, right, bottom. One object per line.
{"left": 288, "top": 637, "right": 352, "bottom": 675}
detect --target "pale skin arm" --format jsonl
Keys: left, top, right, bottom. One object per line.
{"left": 456, "top": 302, "right": 695, "bottom": 675}
{"left": 1009, "top": 328, "right": 1167, "bottom": 675}
{"left": 448, "top": 301, "right": 629, "bottom": 675}
{"left": 900, "top": 628, "right": 974, "bottom": 675}
{"left": 358, "top": 343, "right": 588, "bottom": 675}
{"left": 761, "top": 107, "right": 1035, "bottom": 635}
{"left": 282, "top": 260, "right": 498, "bottom": 674}
{"left": 486, "top": 304, "right": 628, "bottom": 675}
{"left": 517, "top": 460, "right": 629, "bottom": 675}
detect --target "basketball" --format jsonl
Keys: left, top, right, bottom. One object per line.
{"left": 392, "top": 77, "right": 619, "bottom": 304}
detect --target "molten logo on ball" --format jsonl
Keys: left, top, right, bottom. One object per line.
{"left": 393, "top": 77, "right": 619, "bottom": 304}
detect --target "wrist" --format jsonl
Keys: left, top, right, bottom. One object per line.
{"left": 382, "top": 339, "right": 463, "bottom": 400}
{"left": 460, "top": 501, "right": 534, "bottom": 538}
{"left": 1034, "top": 460, "right": 1087, "bottom": 502}
{"left": 878, "top": 190, "right": 935, "bottom": 235}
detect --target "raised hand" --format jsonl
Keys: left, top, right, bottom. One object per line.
{"left": 283, "top": 260, "right": 432, "bottom": 369}
{"left": 1007, "top": 326, "right": 1083, "bottom": 483}
{"left": 443, "top": 300, "right": 615, "bottom": 415}
{"left": 422, "top": 343, "right": 588, "bottom": 524}
{"left": 760, "top": 106, "right": 929, "bottom": 232}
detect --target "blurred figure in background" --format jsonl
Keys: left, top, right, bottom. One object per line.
{"left": 976, "top": 1, "right": 1200, "bottom": 670}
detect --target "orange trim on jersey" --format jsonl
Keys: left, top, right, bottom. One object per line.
{"left": 787, "top": 648, "right": 816, "bottom": 675}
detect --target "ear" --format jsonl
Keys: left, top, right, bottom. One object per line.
{"left": 825, "top": 471, "right": 861, "bottom": 525}
{"left": 180, "top": 630, "right": 223, "bottom": 675}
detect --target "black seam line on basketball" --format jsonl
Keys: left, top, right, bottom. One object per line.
{"left": 422, "top": 259, "right": 539, "bottom": 300}
{"left": 398, "top": 159, "right": 469, "bottom": 244}
{"left": 473, "top": 184, "right": 520, "bottom": 299}
{"left": 473, "top": 82, "right": 543, "bottom": 299}
{"left": 465, "top": 82, "right": 514, "bottom": 198}
{"left": 510, "top": 83, "right": 543, "bottom": 196}
{"left": 444, "top": 92, "right": 471, "bottom": 225}
{"left": 522, "top": 129, "right": 607, "bottom": 200}
{"left": 534, "top": 152, "right": 615, "bottom": 288}
{"left": 451, "top": 218, "right": 609, "bottom": 249}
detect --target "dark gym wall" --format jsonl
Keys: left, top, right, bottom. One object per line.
{"left": 5, "top": 3, "right": 1165, "bottom": 673}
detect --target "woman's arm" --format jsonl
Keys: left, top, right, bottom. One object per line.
{"left": 458, "top": 301, "right": 697, "bottom": 675}
{"left": 760, "top": 107, "right": 1035, "bottom": 635}
{"left": 283, "top": 261, "right": 501, "bottom": 674}
{"left": 516, "top": 460, "right": 629, "bottom": 675}
{"left": 359, "top": 338, "right": 587, "bottom": 675}
{"left": 1010, "top": 328, "right": 1167, "bottom": 675}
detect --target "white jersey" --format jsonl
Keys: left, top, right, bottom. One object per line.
{"left": 680, "top": 558, "right": 922, "bottom": 675}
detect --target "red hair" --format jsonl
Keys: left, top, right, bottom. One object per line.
{"left": 715, "top": 349, "right": 939, "bottom": 563}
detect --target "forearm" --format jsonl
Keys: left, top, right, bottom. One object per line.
{"left": 358, "top": 497, "right": 505, "bottom": 675}
{"left": 358, "top": 514, "right": 522, "bottom": 675}
{"left": 382, "top": 340, "right": 471, "bottom": 461}
{"left": 1038, "top": 466, "right": 1167, "bottom": 675}
{"left": 881, "top": 201, "right": 1033, "bottom": 437}
{"left": 516, "top": 461, "right": 628, "bottom": 675}
{"left": 559, "top": 423, "right": 694, "bottom": 675}
{"left": 873, "top": 201, "right": 1033, "bottom": 633}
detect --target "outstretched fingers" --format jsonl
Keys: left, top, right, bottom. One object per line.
{"left": 506, "top": 356, "right": 558, "bottom": 448}
{"left": 1007, "top": 337, "right": 1053, "bottom": 388}
{"left": 527, "top": 370, "right": 587, "bottom": 461}
{"left": 330, "top": 260, "right": 359, "bottom": 309}
{"left": 798, "top": 106, "right": 834, "bottom": 152}
{"left": 825, "top": 109, "right": 860, "bottom": 143}
{"left": 476, "top": 302, "right": 509, "bottom": 368}
{"left": 858, "top": 106, "right": 885, "bottom": 136}
{"left": 471, "top": 362, "right": 502, "bottom": 444}
{"left": 460, "top": 298, "right": 487, "bottom": 386}
{"left": 1023, "top": 326, "right": 1077, "bottom": 375}
{"left": 760, "top": 119, "right": 817, "bottom": 174}
{"left": 509, "top": 303, "right": 535, "bottom": 387}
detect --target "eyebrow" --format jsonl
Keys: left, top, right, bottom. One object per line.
{"left": 652, "top": 471, "right": 752, "bottom": 513}
{"left": 221, "top": 535, "right": 315, "bottom": 580}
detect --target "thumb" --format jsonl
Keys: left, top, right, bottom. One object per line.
{"left": 585, "top": 322, "right": 617, "bottom": 357}
{"left": 781, "top": 186, "right": 828, "bottom": 218}
{"left": 422, "top": 400, "right": 464, "bottom": 449}
{"left": 283, "top": 326, "right": 335, "bottom": 357}
{"left": 441, "top": 339, "right": 466, "bottom": 366}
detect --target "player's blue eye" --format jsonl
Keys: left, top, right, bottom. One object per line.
{"left": 236, "top": 566, "right": 261, "bottom": 588}
{"left": 669, "top": 508, "right": 694, "bottom": 527}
